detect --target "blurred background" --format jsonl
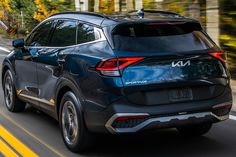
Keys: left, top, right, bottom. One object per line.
{"left": 0, "top": 0, "right": 236, "bottom": 78}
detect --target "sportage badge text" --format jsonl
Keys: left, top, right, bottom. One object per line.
{"left": 172, "top": 60, "right": 191, "bottom": 67}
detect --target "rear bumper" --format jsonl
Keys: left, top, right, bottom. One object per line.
{"left": 105, "top": 111, "right": 229, "bottom": 134}
{"left": 84, "top": 86, "right": 232, "bottom": 134}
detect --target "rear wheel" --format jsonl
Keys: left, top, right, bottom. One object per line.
{"left": 3, "top": 70, "right": 26, "bottom": 112}
{"left": 177, "top": 123, "right": 212, "bottom": 136}
{"left": 59, "top": 91, "right": 93, "bottom": 152}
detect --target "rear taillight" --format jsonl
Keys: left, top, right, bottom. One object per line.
{"left": 209, "top": 52, "right": 226, "bottom": 62}
{"left": 96, "top": 57, "right": 144, "bottom": 76}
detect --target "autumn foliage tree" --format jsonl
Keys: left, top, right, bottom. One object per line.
{"left": 0, "top": 0, "right": 12, "bottom": 22}
{"left": 220, "top": 0, "right": 236, "bottom": 78}
{"left": 34, "top": 0, "right": 58, "bottom": 22}
{"left": 0, "top": 0, "right": 75, "bottom": 35}
{"left": 34, "top": 0, "right": 75, "bottom": 22}
{"left": 1, "top": 0, "right": 12, "bottom": 13}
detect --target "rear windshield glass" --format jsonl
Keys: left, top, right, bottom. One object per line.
{"left": 112, "top": 22, "right": 215, "bottom": 53}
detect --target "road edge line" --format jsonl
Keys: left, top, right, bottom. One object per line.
{"left": 0, "top": 124, "right": 38, "bottom": 157}
{"left": 0, "top": 136, "right": 18, "bottom": 157}
{"left": 0, "top": 111, "right": 65, "bottom": 157}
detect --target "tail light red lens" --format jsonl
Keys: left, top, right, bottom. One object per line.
{"left": 209, "top": 52, "right": 226, "bottom": 62}
{"left": 96, "top": 57, "right": 144, "bottom": 76}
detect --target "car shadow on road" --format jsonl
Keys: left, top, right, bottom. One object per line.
{"left": 83, "top": 130, "right": 225, "bottom": 157}
{"left": 19, "top": 106, "right": 227, "bottom": 157}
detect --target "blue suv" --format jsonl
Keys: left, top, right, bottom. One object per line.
{"left": 2, "top": 10, "right": 232, "bottom": 152}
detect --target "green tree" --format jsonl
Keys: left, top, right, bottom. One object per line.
{"left": 10, "top": 0, "right": 37, "bottom": 32}
{"left": 1, "top": 0, "right": 75, "bottom": 35}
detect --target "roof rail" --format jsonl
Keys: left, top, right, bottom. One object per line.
{"left": 49, "top": 11, "right": 106, "bottom": 18}
{"left": 128, "top": 9, "right": 182, "bottom": 18}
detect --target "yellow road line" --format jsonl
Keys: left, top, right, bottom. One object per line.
{"left": 0, "top": 137, "right": 18, "bottom": 157}
{"left": 0, "top": 111, "right": 65, "bottom": 157}
{"left": 0, "top": 125, "right": 38, "bottom": 157}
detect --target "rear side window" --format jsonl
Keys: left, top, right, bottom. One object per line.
{"left": 26, "top": 21, "right": 54, "bottom": 46}
{"left": 77, "top": 23, "right": 96, "bottom": 44}
{"left": 112, "top": 22, "right": 215, "bottom": 53}
{"left": 50, "top": 20, "right": 77, "bottom": 47}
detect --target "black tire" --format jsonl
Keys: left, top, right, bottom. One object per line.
{"left": 177, "top": 123, "right": 212, "bottom": 137}
{"left": 59, "top": 91, "right": 93, "bottom": 152}
{"left": 3, "top": 70, "right": 26, "bottom": 112}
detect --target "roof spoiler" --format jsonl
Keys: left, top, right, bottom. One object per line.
{"left": 128, "top": 9, "right": 182, "bottom": 18}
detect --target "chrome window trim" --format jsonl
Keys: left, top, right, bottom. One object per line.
{"left": 25, "top": 17, "right": 102, "bottom": 44}
{"left": 25, "top": 27, "right": 106, "bottom": 49}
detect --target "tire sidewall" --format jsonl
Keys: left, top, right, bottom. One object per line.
{"left": 59, "top": 91, "right": 86, "bottom": 150}
{"left": 3, "top": 70, "right": 16, "bottom": 111}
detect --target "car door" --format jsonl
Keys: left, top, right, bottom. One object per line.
{"left": 35, "top": 19, "right": 77, "bottom": 113}
{"left": 15, "top": 20, "right": 54, "bottom": 106}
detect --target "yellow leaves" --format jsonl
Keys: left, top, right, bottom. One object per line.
{"left": 0, "top": 0, "right": 11, "bottom": 22}
{"left": 0, "top": 10, "right": 4, "bottom": 19}
{"left": 220, "top": 34, "right": 236, "bottom": 49}
{"left": 1, "top": 0, "right": 12, "bottom": 13}
{"left": 220, "top": 35, "right": 231, "bottom": 41}
{"left": 229, "top": 11, "right": 236, "bottom": 15}
{"left": 34, "top": 0, "right": 58, "bottom": 22}
{"left": 99, "top": 0, "right": 115, "bottom": 14}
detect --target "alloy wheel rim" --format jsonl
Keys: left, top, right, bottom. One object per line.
{"left": 62, "top": 101, "right": 79, "bottom": 145}
{"left": 4, "top": 74, "right": 13, "bottom": 108}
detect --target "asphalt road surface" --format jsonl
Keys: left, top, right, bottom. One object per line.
{"left": 0, "top": 50, "right": 236, "bottom": 157}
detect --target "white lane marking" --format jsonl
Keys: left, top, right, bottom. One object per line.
{"left": 0, "top": 47, "right": 10, "bottom": 53}
{"left": 229, "top": 115, "right": 236, "bottom": 120}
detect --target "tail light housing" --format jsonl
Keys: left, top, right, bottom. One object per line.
{"left": 209, "top": 52, "right": 226, "bottom": 62}
{"left": 96, "top": 57, "right": 144, "bottom": 76}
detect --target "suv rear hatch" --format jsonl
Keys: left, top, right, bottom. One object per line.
{"left": 110, "top": 21, "right": 228, "bottom": 105}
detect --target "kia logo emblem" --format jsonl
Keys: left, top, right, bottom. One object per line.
{"left": 172, "top": 60, "right": 191, "bottom": 67}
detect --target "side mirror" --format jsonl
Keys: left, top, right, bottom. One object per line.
{"left": 12, "top": 38, "right": 25, "bottom": 48}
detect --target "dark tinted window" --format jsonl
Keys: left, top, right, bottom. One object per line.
{"left": 50, "top": 20, "right": 77, "bottom": 47}
{"left": 77, "top": 23, "right": 96, "bottom": 44}
{"left": 112, "top": 22, "right": 215, "bottom": 53}
{"left": 26, "top": 21, "right": 54, "bottom": 46}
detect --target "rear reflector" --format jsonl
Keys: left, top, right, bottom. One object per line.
{"left": 112, "top": 115, "right": 150, "bottom": 128}
{"left": 96, "top": 57, "right": 144, "bottom": 76}
{"left": 115, "top": 115, "right": 150, "bottom": 121}
{"left": 209, "top": 52, "right": 226, "bottom": 62}
{"left": 212, "top": 103, "right": 232, "bottom": 110}
{"left": 212, "top": 103, "right": 232, "bottom": 117}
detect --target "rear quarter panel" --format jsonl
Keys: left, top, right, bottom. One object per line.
{"left": 60, "top": 40, "right": 124, "bottom": 110}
